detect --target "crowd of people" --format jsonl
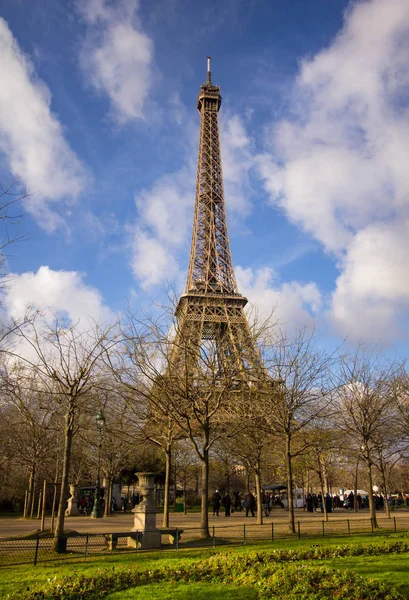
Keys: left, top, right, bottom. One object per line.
{"left": 295, "top": 491, "right": 388, "bottom": 512}
{"left": 211, "top": 490, "right": 284, "bottom": 517}
{"left": 78, "top": 487, "right": 404, "bottom": 518}
{"left": 305, "top": 492, "right": 333, "bottom": 513}
{"left": 210, "top": 489, "right": 396, "bottom": 517}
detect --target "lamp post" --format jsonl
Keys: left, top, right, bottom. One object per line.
{"left": 91, "top": 409, "right": 105, "bottom": 519}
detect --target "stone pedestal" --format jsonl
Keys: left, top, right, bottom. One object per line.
{"left": 65, "top": 484, "right": 79, "bottom": 516}
{"left": 128, "top": 472, "right": 161, "bottom": 549}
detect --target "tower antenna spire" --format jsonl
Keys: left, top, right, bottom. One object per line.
{"left": 206, "top": 56, "right": 212, "bottom": 84}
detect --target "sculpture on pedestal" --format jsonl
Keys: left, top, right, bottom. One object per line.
{"left": 65, "top": 484, "right": 79, "bottom": 516}
{"left": 128, "top": 472, "right": 161, "bottom": 549}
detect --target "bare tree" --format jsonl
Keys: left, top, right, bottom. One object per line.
{"left": 221, "top": 383, "right": 280, "bottom": 525}
{"left": 392, "top": 366, "right": 409, "bottom": 442}
{"left": 173, "top": 440, "right": 200, "bottom": 512}
{"left": 156, "top": 348, "right": 240, "bottom": 537}
{"left": 0, "top": 363, "right": 59, "bottom": 517}
{"left": 113, "top": 311, "right": 241, "bottom": 538}
{"left": 303, "top": 426, "right": 341, "bottom": 521}
{"left": 0, "top": 182, "right": 29, "bottom": 292}
{"left": 227, "top": 421, "right": 274, "bottom": 524}
{"left": 98, "top": 406, "right": 140, "bottom": 517}
{"left": 260, "top": 327, "right": 337, "bottom": 533}
{"left": 372, "top": 433, "right": 407, "bottom": 518}
{"left": 333, "top": 346, "right": 400, "bottom": 527}
{"left": 6, "top": 316, "right": 118, "bottom": 546}
{"left": 211, "top": 442, "right": 243, "bottom": 497}
{"left": 105, "top": 316, "right": 184, "bottom": 528}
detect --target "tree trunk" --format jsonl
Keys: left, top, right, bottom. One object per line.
{"left": 354, "top": 456, "right": 359, "bottom": 512}
{"left": 318, "top": 462, "right": 328, "bottom": 522}
{"left": 40, "top": 479, "right": 47, "bottom": 532}
{"left": 30, "top": 476, "right": 37, "bottom": 518}
{"left": 104, "top": 478, "right": 112, "bottom": 517}
{"left": 301, "top": 470, "right": 307, "bottom": 512}
{"left": 246, "top": 468, "right": 251, "bottom": 492}
{"left": 199, "top": 447, "right": 209, "bottom": 538}
{"left": 26, "top": 463, "right": 36, "bottom": 518}
{"left": 51, "top": 443, "right": 60, "bottom": 532}
{"left": 381, "top": 469, "right": 391, "bottom": 519}
{"left": 108, "top": 480, "right": 112, "bottom": 516}
{"left": 53, "top": 409, "right": 74, "bottom": 548}
{"left": 286, "top": 435, "right": 295, "bottom": 534}
{"left": 51, "top": 483, "right": 58, "bottom": 533}
{"left": 366, "top": 459, "right": 377, "bottom": 528}
{"left": 254, "top": 463, "right": 263, "bottom": 525}
{"left": 36, "top": 491, "right": 42, "bottom": 519}
{"left": 162, "top": 446, "right": 171, "bottom": 528}
{"left": 305, "top": 470, "right": 310, "bottom": 511}
{"left": 23, "top": 490, "right": 28, "bottom": 519}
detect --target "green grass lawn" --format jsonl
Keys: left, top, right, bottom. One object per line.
{"left": 1, "top": 533, "right": 409, "bottom": 598}
{"left": 322, "top": 553, "right": 409, "bottom": 597}
{"left": 0, "top": 547, "right": 213, "bottom": 596}
{"left": 101, "top": 552, "right": 409, "bottom": 599}
{"left": 106, "top": 582, "right": 257, "bottom": 599}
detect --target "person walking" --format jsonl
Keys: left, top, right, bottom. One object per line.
{"left": 234, "top": 491, "right": 242, "bottom": 512}
{"left": 262, "top": 491, "right": 270, "bottom": 517}
{"left": 222, "top": 492, "right": 231, "bottom": 517}
{"left": 245, "top": 491, "right": 256, "bottom": 517}
{"left": 212, "top": 490, "right": 221, "bottom": 517}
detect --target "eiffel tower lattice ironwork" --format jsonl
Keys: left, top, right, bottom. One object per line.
{"left": 171, "top": 58, "right": 265, "bottom": 381}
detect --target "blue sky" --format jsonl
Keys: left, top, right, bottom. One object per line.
{"left": 0, "top": 0, "right": 409, "bottom": 353}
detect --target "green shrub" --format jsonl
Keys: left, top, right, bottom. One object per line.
{"left": 6, "top": 540, "right": 407, "bottom": 600}
{"left": 253, "top": 565, "right": 403, "bottom": 599}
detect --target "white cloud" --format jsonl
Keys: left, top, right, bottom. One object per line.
{"left": 0, "top": 18, "right": 87, "bottom": 231}
{"left": 2, "top": 266, "right": 115, "bottom": 367}
{"left": 135, "top": 170, "right": 193, "bottom": 248}
{"left": 129, "top": 228, "right": 180, "bottom": 290}
{"left": 220, "top": 113, "right": 254, "bottom": 216}
{"left": 236, "top": 265, "right": 321, "bottom": 330}
{"left": 330, "top": 219, "right": 409, "bottom": 341}
{"left": 78, "top": 0, "right": 154, "bottom": 123}
{"left": 257, "top": 0, "right": 409, "bottom": 341}
{"left": 128, "top": 168, "right": 194, "bottom": 288}
{"left": 5, "top": 265, "right": 114, "bottom": 326}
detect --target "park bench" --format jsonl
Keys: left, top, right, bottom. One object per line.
{"left": 104, "top": 529, "right": 183, "bottom": 550}
{"left": 158, "top": 528, "right": 184, "bottom": 547}
{"left": 104, "top": 531, "right": 143, "bottom": 550}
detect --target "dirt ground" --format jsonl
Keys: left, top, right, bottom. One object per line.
{"left": 1, "top": 507, "right": 407, "bottom": 538}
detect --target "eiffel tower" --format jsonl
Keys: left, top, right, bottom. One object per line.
{"left": 170, "top": 58, "right": 265, "bottom": 382}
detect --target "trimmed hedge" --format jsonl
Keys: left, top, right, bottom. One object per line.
{"left": 5, "top": 540, "right": 408, "bottom": 600}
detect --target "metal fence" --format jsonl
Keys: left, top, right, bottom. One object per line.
{"left": 1, "top": 516, "right": 409, "bottom": 568}
{"left": 0, "top": 532, "right": 142, "bottom": 568}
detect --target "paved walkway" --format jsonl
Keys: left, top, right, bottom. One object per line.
{"left": 0, "top": 508, "right": 407, "bottom": 538}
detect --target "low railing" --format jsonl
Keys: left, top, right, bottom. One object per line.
{"left": 1, "top": 516, "right": 408, "bottom": 567}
